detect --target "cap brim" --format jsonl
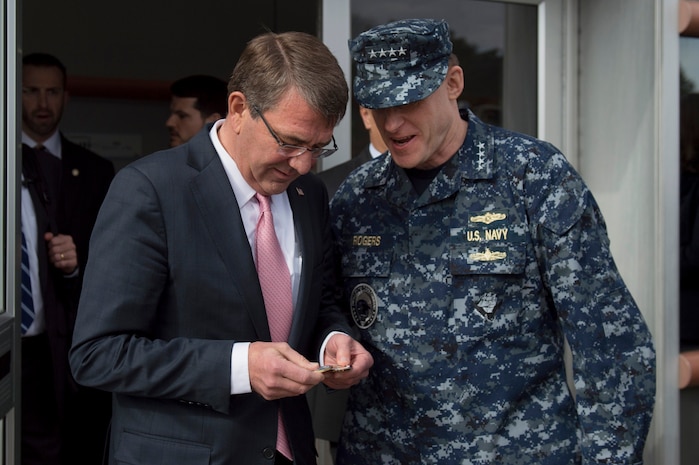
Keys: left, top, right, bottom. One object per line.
{"left": 353, "top": 58, "right": 449, "bottom": 109}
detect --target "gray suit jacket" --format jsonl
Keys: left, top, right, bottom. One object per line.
{"left": 69, "top": 127, "right": 351, "bottom": 465}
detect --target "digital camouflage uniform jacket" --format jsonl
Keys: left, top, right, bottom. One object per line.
{"left": 331, "top": 110, "right": 656, "bottom": 465}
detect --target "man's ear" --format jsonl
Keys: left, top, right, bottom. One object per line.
{"left": 228, "top": 92, "right": 247, "bottom": 133}
{"left": 445, "top": 66, "right": 464, "bottom": 101}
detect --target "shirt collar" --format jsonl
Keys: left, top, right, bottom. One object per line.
{"left": 209, "top": 119, "right": 257, "bottom": 211}
{"left": 368, "top": 143, "right": 385, "bottom": 158}
{"left": 208, "top": 119, "right": 289, "bottom": 211}
{"left": 22, "top": 131, "right": 62, "bottom": 159}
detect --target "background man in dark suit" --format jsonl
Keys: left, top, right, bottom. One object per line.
{"left": 165, "top": 74, "right": 228, "bottom": 147}
{"left": 69, "top": 30, "right": 372, "bottom": 465}
{"left": 20, "top": 52, "right": 114, "bottom": 465}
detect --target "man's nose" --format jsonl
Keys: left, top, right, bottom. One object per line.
{"left": 288, "top": 152, "right": 314, "bottom": 175}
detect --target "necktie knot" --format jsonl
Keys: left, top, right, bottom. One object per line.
{"left": 256, "top": 193, "right": 271, "bottom": 213}
{"left": 34, "top": 145, "right": 52, "bottom": 157}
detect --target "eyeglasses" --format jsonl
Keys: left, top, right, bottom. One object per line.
{"left": 252, "top": 105, "right": 338, "bottom": 159}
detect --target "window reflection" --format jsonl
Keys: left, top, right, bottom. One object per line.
{"left": 350, "top": 0, "right": 537, "bottom": 154}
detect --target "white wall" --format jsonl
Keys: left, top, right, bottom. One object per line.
{"left": 321, "top": 0, "right": 352, "bottom": 171}
{"left": 576, "top": 1, "right": 679, "bottom": 463}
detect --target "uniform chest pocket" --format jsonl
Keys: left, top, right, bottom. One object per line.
{"left": 450, "top": 207, "right": 528, "bottom": 276}
{"left": 448, "top": 241, "right": 528, "bottom": 330}
{"left": 341, "top": 247, "right": 392, "bottom": 278}
{"left": 449, "top": 240, "right": 527, "bottom": 276}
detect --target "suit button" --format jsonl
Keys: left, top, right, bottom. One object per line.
{"left": 262, "top": 447, "right": 275, "bottom": 460}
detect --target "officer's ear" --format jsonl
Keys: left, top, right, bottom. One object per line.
{"left": 445, "top": 65, "right": 464, "bottom": 101}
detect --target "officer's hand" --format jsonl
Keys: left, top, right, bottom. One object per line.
{"left": 320, "top": 333, "right": 373, "bottom": 390}
{"left": 248, "top": 341, "right": 324, "bottom": 400}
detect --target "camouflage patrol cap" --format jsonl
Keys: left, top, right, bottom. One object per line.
{"left": 349, "top": 18, "right": 453, "bottom": 109}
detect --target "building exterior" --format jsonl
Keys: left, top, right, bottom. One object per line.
{"left": 0, "top": 0, "right": 691, "bottom": 463}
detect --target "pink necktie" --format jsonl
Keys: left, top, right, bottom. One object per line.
{"left": 254, "top": 193, "right": 293, "bottom": 460}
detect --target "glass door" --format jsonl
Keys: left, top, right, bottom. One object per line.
{"left": 347, "top": 0, "right": 539, "bottom": 155}
{"left": 1, "top": 0, "right": 22, "bottom": 462}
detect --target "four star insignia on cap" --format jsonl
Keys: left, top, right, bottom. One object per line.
{"left": 349, "top": 18, "right": 452, "bottom": 109}
{"left": 365, "top": 44, "right": 410, "bottom": 62}
{"left": 367, "top": 45, "right": 408, "bottom": 59}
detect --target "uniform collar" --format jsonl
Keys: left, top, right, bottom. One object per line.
{"left": 363, "top": 109, "right": 494, "bottom": 193}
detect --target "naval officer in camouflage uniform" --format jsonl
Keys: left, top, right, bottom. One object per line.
{"left": 331, "top": 18, "right": 656, "bottom": 465}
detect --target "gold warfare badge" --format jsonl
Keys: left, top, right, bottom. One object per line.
{"left": 350, "top": 283, "right": 378, "bottom": 329}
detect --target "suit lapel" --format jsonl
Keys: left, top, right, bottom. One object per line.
{"left": 187, "top": 129, "right": 323, "bottom": 344}
{"left": 57, "top": 136, "right": 79, "bottom": 231}
{"left": 187, "top": 134, "right": 271, "bottom": 340}
{"left": 286, "top": 179, "right": 317, "bottom": 345}
{"left": 24, "top": 174, "right": 51, "bottom": 292}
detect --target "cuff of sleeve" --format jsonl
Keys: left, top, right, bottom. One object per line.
{"left": 319, "top": 331, "right": 346, "bottom": 365}
{"left": 64, "top": 266, "right": 80, "bottom": 278}
{"left": 231, "top": 342, "right": 252, "bottom": 395}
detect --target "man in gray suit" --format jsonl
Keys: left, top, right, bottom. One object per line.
{"left": 69, "top": 30, "right": 373, "bottom": 465}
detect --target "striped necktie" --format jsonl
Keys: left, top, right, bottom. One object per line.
{"left": 20, "top": 231, "right": 35, "bottom": 334}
